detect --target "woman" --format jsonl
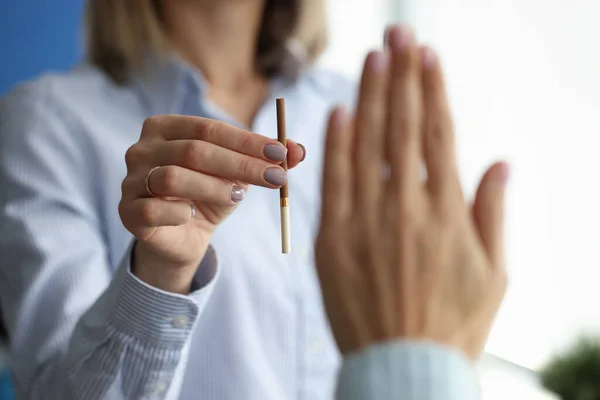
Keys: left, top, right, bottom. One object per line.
{"left": 1, "top": 1, "right": 329, "bottom": 398}
{"left": 0, "top": 0, "right": 509, "bottom": 399}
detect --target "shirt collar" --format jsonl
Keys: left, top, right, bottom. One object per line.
{"left": 132, "top": 52, "right": 300, "bottom": 122}
{"left": 133, "top": 53, "right": 207, "bottom": 116}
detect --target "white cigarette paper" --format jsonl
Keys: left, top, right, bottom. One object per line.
{"left": 280, "top": 205, "right": 291, "bottom": 254}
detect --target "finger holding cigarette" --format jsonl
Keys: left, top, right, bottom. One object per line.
{"left": 284, "top": 138, "right": 305, "bottom": 169}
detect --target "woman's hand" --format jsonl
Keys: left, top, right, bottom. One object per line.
{"left": 119, "top": 115, "right": 305, "bottom": 293}
{"left": 315, "top": 25, "right": 509, "bottom": 361}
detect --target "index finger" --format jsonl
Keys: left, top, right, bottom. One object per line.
{"left": 142, "top": 115, "right": 290, "bottom": 164}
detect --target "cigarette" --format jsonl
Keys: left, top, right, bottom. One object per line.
{"left": 276, "top": 98, "right": 291, "bottom": 254}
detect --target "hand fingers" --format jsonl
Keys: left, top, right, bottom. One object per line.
{"left": 353, "top": 52, "right": 397, "bottom": 338}
{"left": 384, "top": 25, "right": 424, "bottom": 335}
{"left": 420, "top": 46, "right": 460, "bottom": 200}
{"left": 141, "top": 115, "right": 292, "bottom": 163}
{"left": 119, "top": 197, "right": 193, "bottom": 241}
{"left": 286, "top": 139, "right": 306, "bottom": 169}
{"left": 320, "top": 107, "right": 353, "bottom": 226}
{"left": 472, "top": 162, "right": 510, "bottom": 269}
{"left": 155, "top": 140, "right": 288, "bottom": 188}
{"left": 355, "top": 51, "right": 390, "bottom": 222}
{"left": 385, "top": 25, "right": 423, "bottom": 202}
{"left": 142, "top": 165, "right": 246, "bottom": 204}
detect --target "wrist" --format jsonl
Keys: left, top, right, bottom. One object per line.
{"left": 132, "top": 242, "right": 205, "bottom": 294}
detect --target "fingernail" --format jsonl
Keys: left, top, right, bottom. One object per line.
{"left": 367, "top": 51, "right": 390, "bottom": 72}
{"left": 263, "top": 143, "right": 288, "bottom": 162}
{"left": 420, "top": 47, "right": 437, "bottom": 69}
{"left": 331, "top": 107, "right": 348, "bottom": 129}
{"left": 264, "top": 168, "right": 288, "bottom": 186}
{"left": 231, "top": 185, "right": 246, "bottom": 202}
{"left": 298, "top": 143, "right": 306, "bottom": 162}
{"left": 390, "top": 25, "right": 413, "bottom": 51}
{"left": 497, "top": 163, "right": 511, "bottom": 185}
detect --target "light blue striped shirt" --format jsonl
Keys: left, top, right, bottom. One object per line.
{"left": 0, "top": 58, "right": 479, "bottom": 399}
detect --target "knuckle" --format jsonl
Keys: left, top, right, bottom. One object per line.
{"left": 160, "top": 166, "right": 180, "bottom": 194}
{"left": 141, "top": 116, "right": 162, "bottom": 135}
{"left": 182, "top": 141, "right": 209, "bottom": 167}
{"left": 198, "top": 119, "right": 219, "bottom": 141}
{"left": 120, "top": 176, "right": 133, "bottom": 196}
{"left": 124, "top": 145, "right": 142, "bottom": 169}
{"left": 237, "top": 158, "right": 253, "bottom": 178}
{"left": 140, "top": 200, "right": 159, "bottom": 226}
{"left": 240, "top": 133, "right": 254, "bottom": 153}
{"left": 428, "top": 119, "right": 452, "bottom": 144}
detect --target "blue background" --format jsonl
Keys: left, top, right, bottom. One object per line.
{"left": 1, "top": 3, "right": 86, "bottom": 397}
{"left": 0, "top": 0, "right": 85, "bottom": 95}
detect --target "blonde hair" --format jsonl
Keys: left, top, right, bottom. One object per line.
{"left": 85, "top": 0, "right": 328, "bottom": 84}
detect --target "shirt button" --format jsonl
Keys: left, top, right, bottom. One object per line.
{"left": 300, "top": 245, "right": 311, "bottom": 262}
{"left": 155, "top": 380, "right": 168, "bottom": 394}
{"left": 171, "top": 315, "right": 190, "bottom": 329}
{"left": 308, "top": 336, "right": 324, "bottom": 353}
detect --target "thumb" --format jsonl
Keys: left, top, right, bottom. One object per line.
{"left": 285, "top": 139, "right": 306, "bottom": 170}
{"left": 472, "top": 162, "right": 510, "bottom": 268}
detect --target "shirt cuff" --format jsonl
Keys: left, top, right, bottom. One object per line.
{"left": 337, "top": 340, "right": 480, "bottom": 400}
{"left": 106, "top": 242, "right": 219, "bottom": 346}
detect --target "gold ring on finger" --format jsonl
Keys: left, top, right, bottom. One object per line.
{"left": 145, "top": 166, "right": 162, "bottom": 198}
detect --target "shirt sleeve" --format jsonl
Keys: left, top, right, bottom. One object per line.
{"left": 336, "top": 341, "right": 481, "bottom": 400}
{"left": 0, "top": 80, "right": 218, "bottom": 400}
{"left": 63, "top": 244, "right": 219, "bottom": 400}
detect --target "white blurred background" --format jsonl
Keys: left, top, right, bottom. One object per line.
{"left": 321, "top": 0, "right": 600, "bottom": 398}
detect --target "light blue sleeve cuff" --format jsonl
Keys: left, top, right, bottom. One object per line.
{"left": 337, "top": 340, "right": 480, "bottom": 400}
{"left": 106, "top": 242, "right": 219, "bottom": 346}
